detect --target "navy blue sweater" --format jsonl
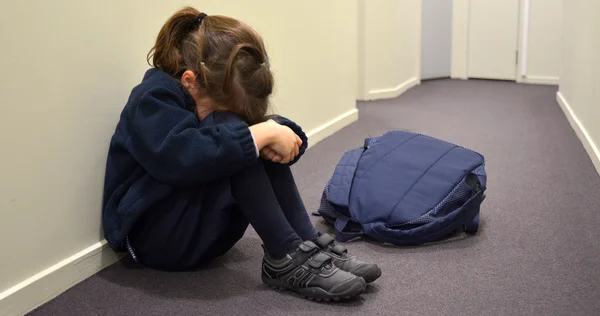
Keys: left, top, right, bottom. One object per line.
{"left": 103, "top": 68, "right": 307, "bottom": 251}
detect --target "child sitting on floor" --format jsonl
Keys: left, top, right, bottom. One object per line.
{"left": 102, "top": 6, "right": 381, "bottom": 301}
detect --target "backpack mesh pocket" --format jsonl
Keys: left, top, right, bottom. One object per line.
{"left": 387, "top": 173, "right": 479, "bottom": 230}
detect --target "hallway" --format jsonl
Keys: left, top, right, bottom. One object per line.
{"left": 31, "top": 80, "right": 600, "bottom": 315}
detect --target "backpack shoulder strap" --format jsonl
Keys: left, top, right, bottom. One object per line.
{"left": 326, "top": 133, "right": 385, "bottom": 208}
{"left": 324, "top": 136, "right": 384, "bottom": 241}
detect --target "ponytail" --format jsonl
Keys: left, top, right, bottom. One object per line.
{"left": 147, "top": 6, "right": 201, "bottom": 77}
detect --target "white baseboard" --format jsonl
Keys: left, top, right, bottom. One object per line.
{"left": 556, "top": 91, "right": 600, "bottom": 175}
{"left": 0, "top": 240, "right": 123, "bottom": 316}
{"left": 306, "top": 108, "right": 359, "bottom": 148}
{"left": 520, "top": 75, "right": 560, "bottom": 85}
{"left": 363, "top": 77, "right": 420, "bottom": 100}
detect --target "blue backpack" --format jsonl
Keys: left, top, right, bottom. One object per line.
{"left": 315, "top": 131, "right": 487, "bottom": 246}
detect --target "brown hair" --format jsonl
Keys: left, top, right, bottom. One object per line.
{"left": 147, "top": 7, "right": 273, "bottom": 125}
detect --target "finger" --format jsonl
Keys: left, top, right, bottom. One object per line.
{"left": 265, "top": 151, "right": 276, "bottom": 161}
{"left": 295, "top": 134, "right": 302, "bottom": 147}
{"left": 261, "top": 147, "right": 275, "bottom": 157}
{"left": 260, "top": 149, "right": 274, "bottom": 160}
{"left": 282, "top": 151, "right": 292, "bottom": 164}
{"left": 272, "top": 155, "right": 283, "bottom": 163}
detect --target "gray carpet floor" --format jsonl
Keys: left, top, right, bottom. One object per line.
{"left": 30, "top": 80, "right": 600, "bottom": 316}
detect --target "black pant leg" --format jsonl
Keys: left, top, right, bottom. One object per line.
{"left": 263, "top": 162, "right": 319, "bottom": 241}
{"left": 229, "top": 161, "right": 303, "bottom": 259}
{"left": 208, "top": 111, "right": 306, "bottom": 259}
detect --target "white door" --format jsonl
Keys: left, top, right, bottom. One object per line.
{"left": 467, "top": 0, "right": 520, "bottom": 80}
{"left": 421, "top": 0, "right": 453, "bottom": 80}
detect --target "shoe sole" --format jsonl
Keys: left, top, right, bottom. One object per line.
{"left": 262, "top": 275, "right": 366, "bottom": 302}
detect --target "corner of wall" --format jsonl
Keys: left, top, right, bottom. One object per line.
{"left": 358, "top": 1, "right": 421, "bottom": 101}
{"left": 556, "top": 91, "right": 600, "bottom": 175}
{"left": 356, "top": 0, "right": 366, "bottom": 101}
{"left": 451, "top": 0, "right": 470, "bottom": 79}
{"left": 363, "top": 77, "right": 420, "bottom": 101}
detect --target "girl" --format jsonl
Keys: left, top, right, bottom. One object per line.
{"left": 102, "top": 7, "right": 380, "bottom": 301}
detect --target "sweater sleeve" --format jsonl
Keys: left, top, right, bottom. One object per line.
{"left": 268, "top": 115, "right": 308, "bottom": 166}
{"left": 128, "top": 87, "right": 258, "bottom": 186}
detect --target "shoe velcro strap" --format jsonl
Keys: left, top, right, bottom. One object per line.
{"left": 292, "top": 241, "right": 330, "bottom": 268}
{"left": 292, "top": 241, "right": 321, "bottom": 266}
{"left": 331, "top": 244, "right": 347, "bottom": 256}
{"left": 316, "top": 234, "right": 347, "bottom": 256}
{"left": 298, "top": 240, "right": 319, "bottom": 253}
{"left": 308, "top": 252, "right": 332, "bottom": 269}
{"left": 315, "top": 234, "right": 335, "bottom": 248}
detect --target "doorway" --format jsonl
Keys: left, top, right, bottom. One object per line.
{"left": 421, "top": 0, "right": 453, "bottom": 80}
{"left": 467, "top": 0, "right": 520, "bottom": 80}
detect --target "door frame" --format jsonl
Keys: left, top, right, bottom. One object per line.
{"left": 515, "top": 0, "right": 560, "bottom": 85}
{"left": 462, "top": 0, "right": 522, "bottom": 81}
{"left": 516, "top": 0, "right": 529, "bottom": 83}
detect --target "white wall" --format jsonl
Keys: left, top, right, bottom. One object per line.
{"left": 0, "top": 1, "right": 358, "bottom": 314}
{"left": 518, "top": 0, "right": 563, "bottom": 84}
{"left": 557, "top": 1, "right": 600, "bottom": 175}
{"left": 358, "top": 0, "right": 421, "bottom": 100}
{"left": 451, "top": 0, "right": 563, "bottom": 84}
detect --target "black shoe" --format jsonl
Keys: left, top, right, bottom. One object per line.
{"left": 261, "top": 241, "right": 366, "bottom": 301}
{"left": 314, "top": 234, "right": 382, "bottom": 283}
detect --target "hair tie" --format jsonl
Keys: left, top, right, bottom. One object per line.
{"left": 197, "top": 13, "right": 208, "bottom": 26}
{"left": 262, "top": 57, "right": 270, "bottom": 69}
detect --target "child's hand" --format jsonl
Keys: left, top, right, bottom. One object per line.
{"left": 260, "top": 147, "right": 283, "bottom": 163}
{"left": 267, "top": 124, "right": 302, "bottom": 164}
{"left": 250, "top": 120, "right": 303, "bottom": 164}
